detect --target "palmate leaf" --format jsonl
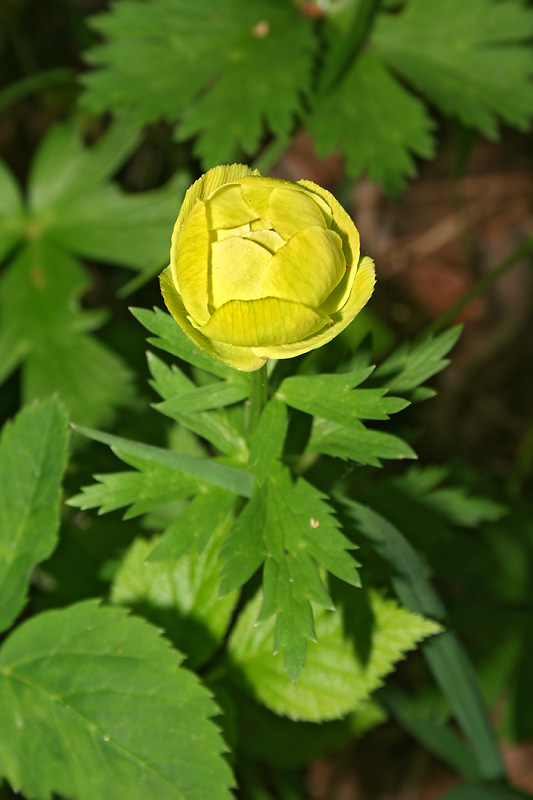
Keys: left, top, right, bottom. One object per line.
{"left": 82, "top": 0, "right": 316, "bottom": 166}
{"left": 309, "top": 50, "right": 435, "bottom": 196}
{"left": 220, "top": 465, "right": 360, "bottom": 682}
{"left": 0, "top": 121, "right": 187, "bottom": 426}
{"left": 0, "top": 601, "right": 233, "bottom": 800}
{"left": 228, "top": 589, "right": 440, "bottom": 721}
{"left": 0, "top": 399, "right": 69, "bottom": 633}
{"left": 373, "top": 0, "right": 533, "bottom": 139}
{"left": 112, "top": 529, "right": 239, "bottom": 669}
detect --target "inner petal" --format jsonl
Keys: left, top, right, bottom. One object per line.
{"left": 207, "top": 184, "right": 257, "bottom": 229}
{"left": 242, "top": 229, "right": 285, "bottom": 254}
{"left": 259, "top": 227, "right": 346, "bottom": 308}
{"left": 268, "top": 186, "right": 327, "bottom": 240}
{"left": 211, "top": 236, "right": 272, "bottom": 307}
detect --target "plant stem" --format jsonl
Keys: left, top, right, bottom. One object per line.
{"left": 423, "top": 235, "right": 533, "bottom": 337}
{"left": 247, "top": 363, "right": 269, "bottom": 443}
{"left": 0, "top": 68, "right": 75, "bottom": 114}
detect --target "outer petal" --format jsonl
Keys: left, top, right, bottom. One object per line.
{"left": 297, "top": 179, "right": 360, "bottom": 269}
{"left": 171, "top": 200, "right": 210, "bottom": 326}
{"left": 173, "top": 164, "right": 259, "bottom": 235}
{"left": 200, "top": 297, "right": 331, "bottom": 347}
{"left": 260, "top": 227, "right": 345, "bottom": 308}
{"left": 252, "top": 256, "right": 375, "bottom": 360}
{"left": 160, "top": 267, "right": 267, "bottom": 372}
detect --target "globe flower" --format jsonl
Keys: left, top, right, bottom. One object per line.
{"left": 160, "top": 164, "right": 375, "bottom": 371}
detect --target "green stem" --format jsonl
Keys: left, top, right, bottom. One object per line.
{"left": 247, "top": 363, "right": 269, "bottom": 443}
{"left": 423, "top": 235, "right": 533, "bottom": 337}
{"left": 319, "top": 0, "right": 382, "bottom": 96}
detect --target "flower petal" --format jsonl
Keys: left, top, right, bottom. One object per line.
{"left": 297, "top": 179, "right": 360, "bottom": 268}
{"left": 211, "top": 236, "right": 272, "bottom": 306}
{"left": 171, "top": 199, "right": 210, "bottom": 326}
{"left": 260, "top": 227, "right": 345, "bottom": 308}
{"left": 253, "top": 256, "right": 375, "bottom": 360}
{"left": 174, "top": 164, "right": 259, "bottom": 234}
{"left": 160, "top": 267, "right": 267, "bottom": 372}
{"left": 268, "top": 186, "right": 327, "bottom": 240}
{"left": 200, "top": 297, "right": 330, "bottom": 347}
{"left": 207, "top": 184, "right": 258, "bottom": 229}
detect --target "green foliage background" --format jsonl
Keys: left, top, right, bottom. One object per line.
{"left": 0, "top": 1, "right": 532, "bottom": 798}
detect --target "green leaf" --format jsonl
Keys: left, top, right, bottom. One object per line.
{"left": 342, "top": 498, "right": 506, "bottom": 782}
{"left": 146, "top": 486, "right": 237, "bottom": 563}
{"left": 0, "top": 601, "right": 233, "bottom": 800}
{"left": 373, "top": 0, "right": 533, "bottom": 139}
{"left": 248, "top": 397, "right": 288, "bottom": 486}
{"left": 228, "top": 589, "right": 440, "bottom": 721}
{"left": 0, "top": 120, "right": 186, "bottom": 427}
{"left": 112, "top": 530, "right": 239, "bottom": 669}
{"left": 309, "top": 51, "right": 435, "bottom": 196}
{"left": 147, "top": 353, "right": 247, "bottom": 458}
{"left": 72, "top": 425, "right": 254, "bottom": 498}
{"left": 372, "top": 326, "right": 462, "bottom": 400}
{"left": 221, "top": 466, "right": 360, "bottom": 681}
{"left": 279, "top": 371, "right": 409, "bottom": 428}
{"left": 132, "top": 306, "right": 236, "bottom": 380}
{"left": 0, "top": 161, "right": 24, "bottom": 263}
{"left": 68, "top": 457, "right": 200, "bottom": 519}
{"left": 0, "top": 241, "right": 135, "bottom": 427}
{"left": 82, "top": 0, "right": 316, "bottom": 167}
{"left": 0, "top": 399, "right": 69, "bottom": 633}
{"left": 391, "top": 466, "right": 506, "bottom": 527}
{"left": 307, "top": 418, "right": 417, "bottom": 466}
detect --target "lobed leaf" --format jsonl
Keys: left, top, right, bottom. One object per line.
{"left": 309, "top": 51, "right": 435, "bottom": 196}
{"left": 373, "top": 0, "right": 533, "bottom": 139}
{"left": 220, "top": 465, "right": 359, "bottom": 681}
{"left": 228, "top": 589, "right": 440, "bottom": 721}
{"left": 82, "top": 0, "right": 316, "bottom": 167}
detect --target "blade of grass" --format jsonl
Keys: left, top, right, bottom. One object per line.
{"left": 342, "top": 498, "right": 506, "bottom": 782}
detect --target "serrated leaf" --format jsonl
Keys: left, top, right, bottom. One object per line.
{"left": 309, "top": 51, "right": 435, "bottom": 196}
{"left": 82, "top": 0, "right": 316, "bottom": 167}
{"left": 279, "top": 372, "right": 409, "bottom": 429}
{"left": 0, "top": 601, "right": 233, "bottom": 800}
{"left": 228, "top": 589, "right": 440, "bottom": 721}
{"left": 68, "top": 459, "right": 200, "bottom": 518}
{"left": 72, "top": 425, "right": 254, "bottom": 498}
{"left": 373, "top": 0, "right": 533, "bottom": 139}
{"left": 147, "top": 353, "right": 247, "bottom": 457}
{"left": 372, "top": 326, "right": 462, "bottom": 399}
{"left": 0, "top": 399, "right": 69, "bottom": 633}
{"left": 112, "top": 530, "right": 239, "bottom": 669}
{"left": 221, "top": 465, "right": 359, "bottom": 681}
{"left": 248, "top": 397, "right": 288, "bottom": 486}
{"left": 132, "top": 306, "right": 236, "bottom": 379}
{"left": 307, "top": 418, "right": 417, "bottom": 466}
{"left": 147, "top": 486, "right": 237, "bottom": 563}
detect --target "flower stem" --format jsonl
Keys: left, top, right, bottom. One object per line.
{"left": 247, "top": 363, "right": 269, "bottom": 443}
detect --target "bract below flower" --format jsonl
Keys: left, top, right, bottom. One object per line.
{"left": 160, "top": 164, "right": 375, "bottom": 371}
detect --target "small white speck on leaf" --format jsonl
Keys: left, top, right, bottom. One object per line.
{"left": 310, "top": 518, "right": 320, "bottom": 528}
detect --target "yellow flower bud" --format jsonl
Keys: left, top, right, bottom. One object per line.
{"left": 160, "top": 164, "right": 375, "bottom": 371}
